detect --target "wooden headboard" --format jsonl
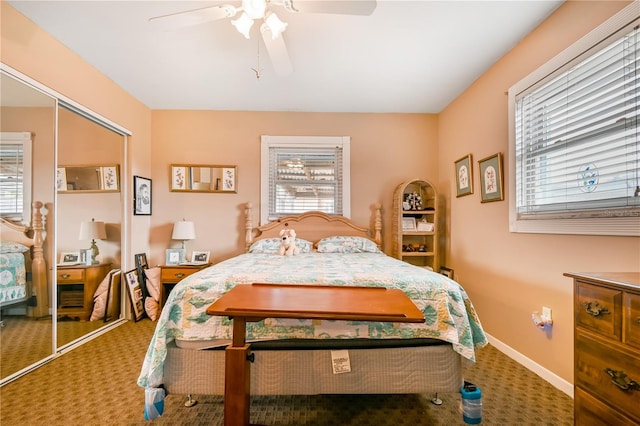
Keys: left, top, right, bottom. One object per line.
{"left": 244, "top": 202, "right": 382, "bottom": 251}
{"left": 0, "top": 201, "right": 48, "bottom": 318}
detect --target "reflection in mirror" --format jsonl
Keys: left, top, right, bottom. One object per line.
{"left": 0, "top": 70, "right": 56, "bottom": 384}
{"left": 57, "top": 165, "right": 120, "bottom": 192}
{"left": 56, "top": 105, "right": 124, "bottom": 349}
{"left": 170, "top": 164, "right": 237, "bottom": 193}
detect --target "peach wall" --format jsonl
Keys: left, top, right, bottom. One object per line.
{"left": 438, "top": 0, "right": 639, "bottom": 385}
{"left": 3, "top": 0, "right": 640, "bottom": 389}
{"left": 1, "top": 1, "right": 153, "bottom": 268}
{"left": 149, "top": 111, "right": 438, "bottom": 265}
{"left": 57, "top": 107, "right": 124, "bottom": 267}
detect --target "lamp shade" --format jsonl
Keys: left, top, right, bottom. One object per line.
{"left": 79, "top": 218, "right": 107, "bottom": 240}
{"left": 172, "top": 220, "right": 196, "bottom": 241}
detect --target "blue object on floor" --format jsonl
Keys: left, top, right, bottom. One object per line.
{"left": 461, "top": 381, "right": 482, "bottom": 424}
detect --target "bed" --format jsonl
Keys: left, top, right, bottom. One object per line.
{"left": 138, "top": 202, "right": 487, "bottom": 408}
{"left": 0, "top": 201, "right": 48, "bottom": 322}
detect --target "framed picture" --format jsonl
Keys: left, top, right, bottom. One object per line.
{"left": 134, "top": 253, "right": 150, "bottom": 298}
{"left": 171, "top": 166, "right": 188, "bottom": 190}
{"left": 56, "top": 168, "right": 67, "bottom": 191}
{"left": 124, "top": 268, "right": 145, "bottom": 322}
{"left": 103, "top": 269, "right": 122, "bottom": 322}
{"left": 192, "top": 251, "right": 210, "bottom": 263}
{"left": 439, "top": 266, "right": 454, "bottom": 279}
{"left": 478, "top": 153, "right": 504, "bottom": 203}
{"left": 102, "top": 165, "right": 119, "bottom": 191}
{"left": 103, "top": 270, "right": 121, "bottom": 322}
{"left": 59, "top": 251, "right": 80, "bottom": 265}
{"left": 165, "top": 248, "right": 185, "bottom": 265}
{"left": 416, "top": 220, "right": 434, "bottom": 232}
{"left": 222, "top": 167, "right": 236, "bottom": 192}
{"left": 454, "top": 154, "right": 473, "bottom": 197}
{"left": 402, "top": 217, "right": 416, "bottom": 231}
{"left": 134, "top": 176, "right": 152, "bottom": 215}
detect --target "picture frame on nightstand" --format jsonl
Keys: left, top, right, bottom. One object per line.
{"left": 191, "top": 251, "right": 210, "bottom": 264}
{"left": 165, "top": 248, "right": 185, "bottom": 265}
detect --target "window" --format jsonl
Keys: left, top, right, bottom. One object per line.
{"left": 260, "top": 136, "right": 350, "bottom": 225}
{"left": 0, "top": 132, "right": 32, "bottom": 222}
{"left": 508, "top": 5, "right": 639, "bottom": 236}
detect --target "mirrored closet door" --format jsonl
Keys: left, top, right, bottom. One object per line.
{"left": 0, "top": 65, "right": 130, "bottom": 385}
{"left": 0, "top": 70, "right": 56, "bottom": 382}
{"left": 56, "top": 105, "right": 125, "bottom": 349}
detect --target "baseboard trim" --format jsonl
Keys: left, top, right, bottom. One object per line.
{"left": 485, "top": 332, "right": 574, "bottom": 398}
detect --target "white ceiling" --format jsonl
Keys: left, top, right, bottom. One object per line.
{"left": 8, "top": 0, "right": 563, "bottom": 113}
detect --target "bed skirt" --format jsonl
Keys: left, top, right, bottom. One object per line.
{"left": 163, "top": 341, "right": 463, "bottom": 396}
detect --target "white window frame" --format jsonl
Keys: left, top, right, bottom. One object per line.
{"left": 260, "top": 135, "right": 351, "bottom": 225}
{"left": 508, "top": 3, "right": 640, "bottom": 236}
{"left": 0, "top": 132, "right": 32, "bottom": 223}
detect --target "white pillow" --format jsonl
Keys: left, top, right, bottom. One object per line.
{"left": 249, "top": 237, "right": 313, "bottom": 254}
{"left": 316, "top": 236, "right": 381, "bottom": 254}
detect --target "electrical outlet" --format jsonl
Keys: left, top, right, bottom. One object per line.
{"left": 542, "top": 306, "right": 552, "bottom": 322}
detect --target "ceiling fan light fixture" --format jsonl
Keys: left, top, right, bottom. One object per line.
{"left": 242, "top": 0, "right": 267, "bottom": 19}
{"left": 264, "top": 12, "right": 287, "bottom": 39}
{"left": 232, "top": 12, "right": 254, "bottom": 38}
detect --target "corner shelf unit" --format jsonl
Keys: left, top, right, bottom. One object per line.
{"left": 392, "top": 178, "right": 439, "bottom": 271}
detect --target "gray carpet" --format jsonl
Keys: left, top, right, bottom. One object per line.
{"left": 0, "top": 318, "right": 573, "bottom": 425}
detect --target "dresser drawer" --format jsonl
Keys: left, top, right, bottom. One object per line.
{"left": 161, "top": 267, "right": 193, "bottom": 283}
{"left": 575, "top": 331, "right": 640, "bottom": 424}
{"left": 624, "top": 292, "right": 640, "bottom": 350}
{"left": 576, "top": 281, "right": 622, "bottom": 341}
{"left": 575, "top": 387, "right": 637, "bottom": 426}
{"left": 57, "top": 268, "right": 85, "bottom": 283}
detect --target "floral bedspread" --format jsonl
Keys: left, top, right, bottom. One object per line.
{"left": 138, "top": 252, "right": 487, "bottom": 388}
{"left": 0, "top": 253, "right": 27, "bottom": 306}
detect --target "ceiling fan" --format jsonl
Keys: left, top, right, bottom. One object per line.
{"left": 149, "top": 0, "right": 377, "bottom": 76}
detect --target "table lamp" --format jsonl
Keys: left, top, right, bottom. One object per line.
{"left": 172, "top": 219, "right": 196, "bottom": 250}
{"left": 79, "top": 218, "right": 107, "bottom": 264}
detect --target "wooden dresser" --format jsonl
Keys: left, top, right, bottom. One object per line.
{"left": 159, "top": 263, "right": 211, "bottom": 308}
{"left": 57, "top": 263, "right": 112, "bottom": 321}
{"left": 564, "top": 272, "right": 640, "bottom": 425}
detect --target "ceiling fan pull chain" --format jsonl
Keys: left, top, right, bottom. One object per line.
{"left": 251, "top": 37, "right": 263, "bottom": 80}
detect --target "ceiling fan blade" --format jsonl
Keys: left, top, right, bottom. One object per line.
{"left": 148, "top": 5, "right": 238, "bottom": 30}
{"left": 260, "top": 25, "right": 293, "bottom": 76}
{"left": 285, "top": 0, "right": 377, "bottom": 16}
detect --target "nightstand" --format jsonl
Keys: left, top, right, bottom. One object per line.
{"left": 57, "top": 263, "right": 112, "bottom": 321}
{"left": 160, "top": 263, "right": 211, "bottom": 307}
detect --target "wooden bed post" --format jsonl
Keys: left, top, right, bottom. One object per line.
{"left": 29, "top": 201, "right": 49, "bottom": 318}
{"left": 244, "top": 203, "right": 253, "bottom": 251}
{"left": 373, "top": 203, "right": 382, "bottom": 247}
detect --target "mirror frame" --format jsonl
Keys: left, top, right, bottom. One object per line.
{"left": 170, "top": 164, "right": 237, "bottom": 193}
{"left": 57, "top": 165, "right": 120, "bottom": 193}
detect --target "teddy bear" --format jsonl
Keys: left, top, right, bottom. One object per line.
{"left": 278, "top": 228, "right": 300, "bottom": 256}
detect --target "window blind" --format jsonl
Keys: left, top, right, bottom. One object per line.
{"left": 0, "top": 141, "right": 27, "bottom": 220}
{"left": 268, "top": 146, "right": 343, "bottom": 217}
{"left": 514, "top": 24, "right": 639, "bottom": 219}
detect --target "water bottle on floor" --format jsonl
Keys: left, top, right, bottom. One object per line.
{"left": 461, "top": 381, "right": 482, "bottom": 424}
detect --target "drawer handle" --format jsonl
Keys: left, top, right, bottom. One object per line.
{"left": 174, "top": 273, "right": 185, "bottom": 278}
{"left": 60, "top": 273, "right": 70, "bottom": 279}
{"left": 583, "top": 301, "right": 610, "bottom": 317}
{"left": 605, "top": 368, "right": 640, "bottom": 391}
